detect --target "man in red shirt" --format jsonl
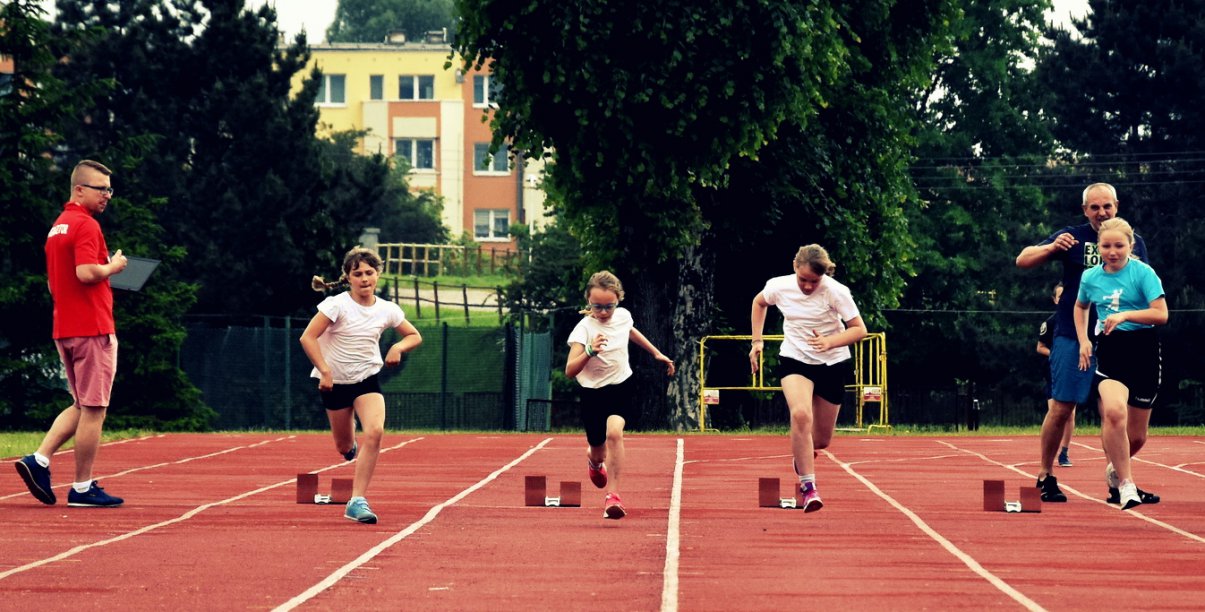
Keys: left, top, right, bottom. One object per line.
{"left": 14, "top": 160, "right": 128, "bottom": 507}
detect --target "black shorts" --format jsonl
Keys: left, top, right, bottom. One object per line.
{"left": 1093, "top": 328, "right": 1161, "bottom": 409}
{"left": 580, "top": 377, "right": 639, "bottom": 447}
{"left": 775, "top": 357, "right": 852, "bottom": 405}
{"left": 319, "top": 373, "right": 382, "bottom": 411}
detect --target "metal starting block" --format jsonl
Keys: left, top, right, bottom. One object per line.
{"left": 758, "top": 478, "right": 803, "bottom": 509}
{"left": 983, "top": 479, "right": 1042, "bottom": 513}
{"left": 524, "top": 475, "right": 582, "bottom": 507}
{"left": 296, "top": 473, "right": 354, "bottom": 504}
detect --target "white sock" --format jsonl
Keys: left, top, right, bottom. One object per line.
{"left": 34, "top": 453, "right": 50, "bottom": 468}
{"left": 799, "top": 474, "right": 816, "bottom": 490}
{"left": 72, "top": 481, "right": 93, "bottom": 493}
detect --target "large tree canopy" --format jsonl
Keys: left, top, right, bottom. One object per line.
{"left": 327, "top": 0, "right": 456, "bottom": 43}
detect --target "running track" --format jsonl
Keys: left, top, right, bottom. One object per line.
{"left": 3, "top": 434, "right": 1204, "bottom": 610}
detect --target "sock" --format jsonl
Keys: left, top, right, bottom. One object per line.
{"left": 799, "top": 474, "right": 816, "bottom": 491}
{"left": 73, "top": 481, "right": 93, "bottom": 493}
{"left": 33, "top": 453, "right": 50, "bottom": 468}
{"left": 588, "top": 456, "right": 604, "bottom": 469}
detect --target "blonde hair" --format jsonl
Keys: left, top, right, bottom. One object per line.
{"left": 71, "top": 160, "right": 112, "bottom": 186}
{"left": 1098, "top": 217, "right": 1135, "bottom": 245}
{"left": 578, "top": 270, "right": 624, "bottom": 314}
{"left": 311, "top": 247, "right": 383, "bottom": 292}
{"left": 1082, "top": 182, "right": 1117, "bottom": 206}
{"left": 793, "top": 244, "right": 837, "bottom": 277}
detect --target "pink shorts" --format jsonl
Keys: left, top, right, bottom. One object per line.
{"left": 56, "top": 334, "right": 118, "bottom": 408}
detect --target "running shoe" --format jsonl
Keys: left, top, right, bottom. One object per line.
{"left": 66, "top": 481, "right": 123, "bottom": 507}
{"left": 801, "top": 484, "right": 823, "bottom": 513}
{"left": 1107, "top": 486, "right": 1160, "bottom": 505}
{"left": 14, "top": 455, "right": 56, "bottom": 505}
{"left": 588, "top": 459, "right": 608, "bottom": 489}
{"left": 1036, "top": 475, "right": 1067, "bottom": 502}
{"left": 1058, "top": 450, "right": 1072, "bottom": 467}
{"left": 1117, "top": 481, "right": 1142, "bottom": 510}
{"left": 344, "top": 496, "right": 378, "bottom": 524}
{"left": 342, "top": 441, "right": 358, "bottom": 462}
{"left": 603, "top": 492, "right": 625, "bottom": 519}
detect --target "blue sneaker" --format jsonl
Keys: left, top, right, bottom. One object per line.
{"left": 14, "top": 455, "right": 56, "bottom": 505}
{"left": 67, "top": 481, "right": 123, "bottom": 507}
{"left": 344, "top": 496, "right": 377, "bottom": 524}
{"left": 342, "top": 441, "right": 358, "bottom": 462}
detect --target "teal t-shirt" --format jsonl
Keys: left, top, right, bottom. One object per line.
{"left": 1077, "top": 259, "right": 1165, "bottom": 335}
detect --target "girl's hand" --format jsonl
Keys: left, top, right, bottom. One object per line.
{"left": 1101, "top": 312, "right": 1127, "bottom": 335}
{"left": 318, "top": 372, "right": 334, "bottom": 392}
{"left": 385, "top": 344, "right": 404, "bottom": 367}
{"left": 806, "top": 329, "right": 832, "bottom": 351}
{"left": 749, "top": 340, "right": 764, "bottom": 373}
{"left": 590, "top": 333, "right": 608, "bottom": 355}
{"left": 1077, "top": 341, "right": 1093, "bottom": 371}
{"left": 655, "top": 353, "right": 676, "bottom": 376}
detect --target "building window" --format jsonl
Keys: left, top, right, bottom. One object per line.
{"left": 316, "top": 74, "right": 346, "bottom": 105}
{"left": 474, "top": 209, "right": 510, "bottom": 240}
{"left": 369, "top": 75, "right": 384, "bottom": 101}
{"left": 395, "top": 138, "right": 435, "bottom": 170}
{"left": 473, "top": 143, "right": 509, "bottom": 173}
{"left": 399, "top": 75, "right": 435, "bottom": 100}
{"left": 472, "top": 74, "right": 501, "bottom": 108}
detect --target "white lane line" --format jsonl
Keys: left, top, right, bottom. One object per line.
{"left": 274, "top": 437, "right": 553, "bottom": 611}
{"left": 0, "top": 437, "right": 425, "bottom": 581}
{"left": 830, "top": 450, "right": 1046, "bottom": 612}
{"left": 936, "top": 440, "right": 1205, "bottom": 545}
{"left": 660, "top": 438, "right": 684, "bottom": 612}
{"left": 1, "top": 435, "right": 295, "bottom": 502}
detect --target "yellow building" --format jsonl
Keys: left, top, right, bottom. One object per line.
{"left": 292, "top": 32, "right": 547, "bottom": 251}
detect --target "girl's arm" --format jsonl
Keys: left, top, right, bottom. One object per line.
{"left": 750, "top": 292, "right": 770, "bottom": 373}
{"left": 384, "top": 320, "right": 423, "bottom": 366}
{"left": 1073, "top": 300, "right": 1092, "bottom": 371}
{"left": 299, "top": 312, "right": 335, "bottom": 391}
{"left": 806, "top": 316, "right": 867, "bottom": 352}
{"left": 629, "top": 328, "right": 675, "bottom": 376}
{"left": 1036, "top": 341, "right": 1051, "bottom": 357}
{"left": 565, "top": 334, "right": 605, "bottom": 379}
{"left": 1101, "top": 296, "right": 1168, "bottom": 333}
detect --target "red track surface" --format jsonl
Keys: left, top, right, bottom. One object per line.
{"left": 3, "top": 433, "right": 1205, "bottom": 610}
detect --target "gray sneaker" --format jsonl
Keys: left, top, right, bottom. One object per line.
{"left": 344, "top": 496, "right": 377, "bottom": 524}
{"left": 14, "top": 455, "right": 56, "bottom": 505}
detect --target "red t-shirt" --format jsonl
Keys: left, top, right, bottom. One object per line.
{"left": 45, "top": 202, "right": 115, "bottom": 338}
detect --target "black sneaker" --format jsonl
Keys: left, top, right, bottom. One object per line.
{"left": 1037, "top": 475, "right": 1068, "bottom": 502}
{"left": 66, "top": 481, "right": 123, "bottom": 507}
{"left": 341, "top": 441, "right": 358, "bottom": 462}
{"left": 14, "top": 455, "right": 56, "bottom": 505}
{"left": 1107, "top": 486, "right": 1160, "bottom": 505}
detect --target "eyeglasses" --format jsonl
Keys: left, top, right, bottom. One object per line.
{"left": 589, "top": 303, "right": 617, "bottom": 312}
{"left": 77, "top": 184, "right": 114, "bottom": 195}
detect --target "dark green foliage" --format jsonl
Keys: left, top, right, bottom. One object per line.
{"left": 327, "top": 0, "right": 456, "bottom": 43}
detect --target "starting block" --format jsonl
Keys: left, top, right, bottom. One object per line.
{"left": 758, "top": 478, "right": 803, "bottom": 509}
{"left": 296, "top": 473, "right": 354, "bottom": 504}
{"left": 983, "top": 479, "right": 1042, "bottom": 513}
{"left": 524, "top": 475, "right": 581, "bottom": 507}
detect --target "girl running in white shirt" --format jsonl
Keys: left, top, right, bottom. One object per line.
{"left": 750, "top": 245, "right": 867, "bottom": 512}
{"left": 565, "top": 271, "right": 675, "bottom": 519}
{"left": 300, "top": 248, "right": 422, "bottom": 524}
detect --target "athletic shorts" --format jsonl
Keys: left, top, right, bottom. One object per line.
{"left": 775, "top": 357, "right": 852, "bottom": 406}
{"left": 1093, "top": 328, "right": 1161, "bottom": 409}
{"left": 580, "top": 376, "right": 639, "bottom": 448}
{"left": 56, "top": 334, "right": 118, "bottom": 408}
{"left": 1050, "top": 336, "right": 1095, "bottom": 405}
{"left": 319, "top": 373, "right": 382, "bottom": 411}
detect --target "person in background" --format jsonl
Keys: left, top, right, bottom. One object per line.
{"left": 1037, "top": 282, "right": 1076, "bottom": 467}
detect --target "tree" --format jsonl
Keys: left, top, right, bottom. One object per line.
{"left": 1036, "top": 0, "right": 1205, "bottom": 422}
{"left": 327, "top": 0, "right": 455, "bottom": 44}
{"left": 0, "top": 0, "right": 98, "bottom": 428}
{"left": 454, "top": 0, "right": 957, "bottom": 428}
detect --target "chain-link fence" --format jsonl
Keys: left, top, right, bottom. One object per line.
{"left": 181, "top": 316, "right": 551, "bottom": 431}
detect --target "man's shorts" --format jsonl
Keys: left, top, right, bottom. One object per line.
{"left": 1093, "top": 328, "right": 1161, "bottom": 409}
{"left": 580, "top": 377, "right": 640, "bottom": 448}
{"left": 319, "top": 374, "right": 382, "bottom": 411}
{"left": 56, "top": 334, "right": 118, "bottom": 408}
{"left": 1050, "top": 336, "right": 1094, "bottom": 405}
{"left": 775, "top": 357, "right": 852, "bottom": 406}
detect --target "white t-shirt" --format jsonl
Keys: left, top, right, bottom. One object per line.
{"left": 760, "top": 274, "right": 861, "bottom": 365}
{"left": 311, "top": 292, "right": 407, "bottom": 384}
{"left": 567, "top": 307, "right": 634, "bottom": 389}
